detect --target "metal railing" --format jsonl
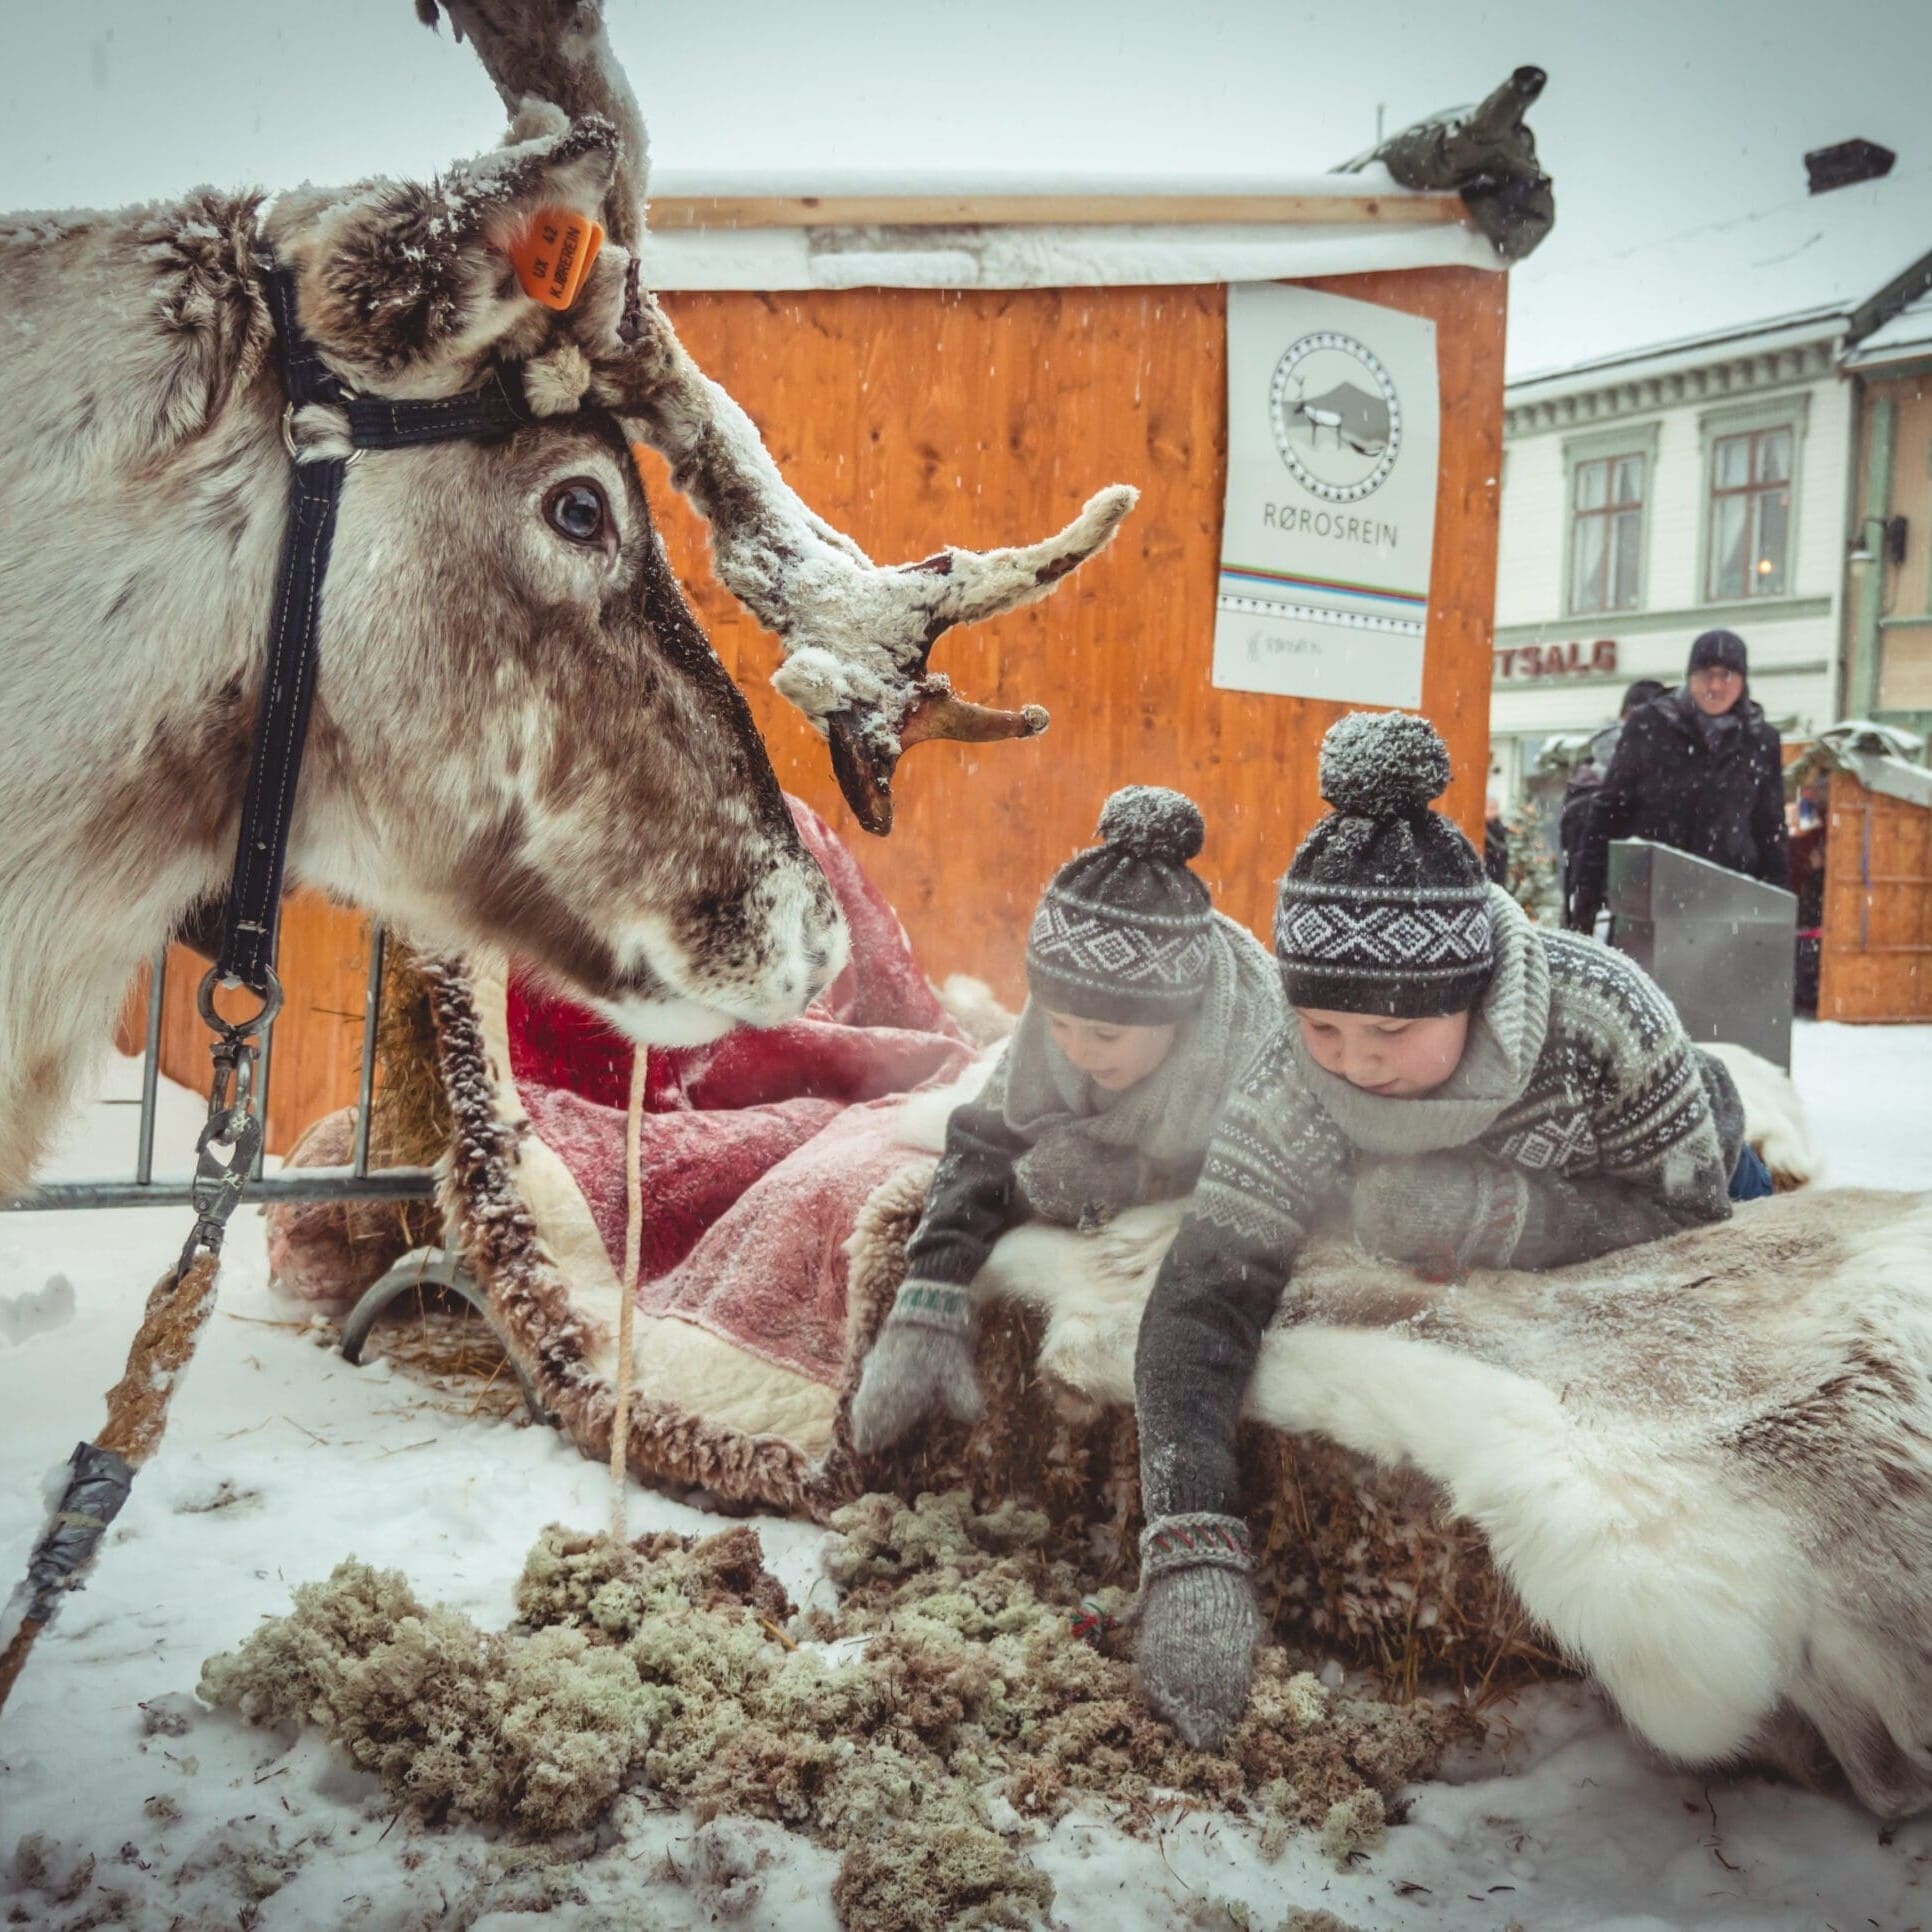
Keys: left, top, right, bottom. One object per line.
{"left": 2, "top": 926, "right": 439, "bottom": 1213}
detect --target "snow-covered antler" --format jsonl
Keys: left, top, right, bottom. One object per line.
{"left": 415, "top": 0, "right": 648, "bottom": 246}
{"left": 614, "top": 291, "right": 1136, "bottom": 829}
{"left": 422, "top": 0, "right": 1138, "bottom": 833}
{"left": 1339, "top": 64, "right": 1554, "bottom": 262}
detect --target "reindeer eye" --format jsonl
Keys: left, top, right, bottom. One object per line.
{"left": 543, "top": 480, "right": 609, "bottom": 547}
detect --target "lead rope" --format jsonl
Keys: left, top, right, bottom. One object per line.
{"left": 608, "top": 1046, "right": 648, "bottom": 1540}
{"left": 0, "top": 972, "right": 281, "bottom": 1720}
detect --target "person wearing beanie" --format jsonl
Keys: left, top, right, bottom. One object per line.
{"left": 1567, "top": 629, "right": 1788, "bottom": 934}
{"left": 1131, "top": 711, "right": 1748, "bottom": 1753}
{"left": 849, "top": 785, "right": 1283, "bottom": 1454}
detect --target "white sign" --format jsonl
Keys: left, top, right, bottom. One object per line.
{"left": 1213, "top": 284, "right": 1441, "bottom": 707}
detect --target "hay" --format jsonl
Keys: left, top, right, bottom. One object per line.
{"left": 369, "top": 940, "right": 454, "bottom": 1176}
{"left": 345, "top": 1278, "right": 531, "bottom": 1425}
{"left": 265, "top": 941, "right": 449, "bottom": 1306}
{"left": 202, "top": 1494, "right": 1476, "bottom": 1929}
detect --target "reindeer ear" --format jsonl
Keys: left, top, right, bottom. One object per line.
{"left": 274, "top": 109, "right": 619, "bottom": 390}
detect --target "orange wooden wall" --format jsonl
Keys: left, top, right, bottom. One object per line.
{"left": 1819, "top": 772, "right": 1932, "bottom": 1021}
{"left": 129, "top": 267, "right": 1507, "bottom": 1148}
{"left": 647, "top": 271, "right": 1506, "bottom": 1006}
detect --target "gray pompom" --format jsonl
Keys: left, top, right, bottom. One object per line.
{"left": 1096, "top": 785, "right": 1205, "bottom": 863}
{"left": 1318, "top": 712, "right": 1452, "bottom": 819}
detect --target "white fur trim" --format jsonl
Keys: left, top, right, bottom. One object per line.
{"left": 1707, "top": 1040, "right": 1822, "bottom": 1186}
{"left": 974, "top": 1188, "right": 1932, "bottom": 1805}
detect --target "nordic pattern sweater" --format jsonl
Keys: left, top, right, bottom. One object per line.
{"left": 1134, "top": 921, "right": 1735, "bottom": 1523}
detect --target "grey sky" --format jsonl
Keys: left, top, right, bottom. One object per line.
{"left": 4, "top": 0, "right": 1929, "bottom": 375}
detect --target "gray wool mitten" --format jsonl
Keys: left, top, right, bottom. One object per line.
{"left": 1134, "top": 1514, "right": 1263, "bottom": 1750}
{"left": 849, "top": 1279, "right": 983, "bottom": 1453}
{"left": 1351, "top": 1151, "right": 1529, "bottom": 1281}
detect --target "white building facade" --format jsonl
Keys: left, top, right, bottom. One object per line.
{"left": 1489, "top": 324, "right": 1856, "bottom": 801}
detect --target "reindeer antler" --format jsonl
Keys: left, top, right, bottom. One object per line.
{"left": 423, "top": 0, "right": 1140, "bottom": 833}
{"left": 614, "top": 295, "right": 1133, "bottom": 828}
{"left": 416, "top": 0, "right": 648, "bottom": 246}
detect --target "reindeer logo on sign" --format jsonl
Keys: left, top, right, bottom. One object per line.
{"left": 1270, "top": 330, "right": 1402, "bottom": 503}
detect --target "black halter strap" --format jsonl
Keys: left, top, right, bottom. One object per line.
{"left": 214, "top": 253, "right": 535, "bottom": 996}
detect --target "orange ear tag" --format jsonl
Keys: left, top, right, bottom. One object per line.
{"left": 510, "top": 208, "right": 605, "bottom": 312}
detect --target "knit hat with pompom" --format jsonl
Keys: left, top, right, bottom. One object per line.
{"left": 1026, "top": 787, "right": 1216, "bottom": 1024}
{"left": 1274, "top": 712, "right": 1495, "bottom": 1017}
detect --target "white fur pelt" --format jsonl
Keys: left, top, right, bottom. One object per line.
{"left": 1707, "top": 1041, "right": 1822, "bottom": 1187}
{"left": 974, "top": 1186, "right": 1932, "bottom": 1816}
{"left": 934, "top": 974, "right": 1020, "bottom": 1050}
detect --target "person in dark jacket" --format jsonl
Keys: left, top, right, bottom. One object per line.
{"left": 1558, "top": 679, "right": 1666, "bottom": 928}
{"left": 1483, "top": 793, "right": 1510, "bottom": 885}
{"left": 1566, "top": 632, "right": 1787, "bottom": 934}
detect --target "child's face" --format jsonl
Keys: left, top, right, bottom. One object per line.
{"left": 1042, "top": 1010, "right": 1179, "bottom": 1092}
{"left": 1295, "top": 1005, "right": 1471, "bottom": 1097}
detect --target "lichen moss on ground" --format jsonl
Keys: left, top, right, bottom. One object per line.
{"left": 200, "top": 1491, "right": 1475, "bottom": 1930}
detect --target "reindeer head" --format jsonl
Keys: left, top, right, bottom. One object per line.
{"left": 247, "top": 1, "right": 1133, "bottom": 1042}
{"left": 242, "top": 112, "right": 823, "bottom": 1041}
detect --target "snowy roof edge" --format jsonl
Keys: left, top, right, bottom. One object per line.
{"left": 1507, "top": 306, "right": 1854, "bottom": 399}
{"left": 643, "top": 165, "right": 1424, "bottom": 200}
{"left": 638, "top": 219, "right": 1500, "bottom": 293}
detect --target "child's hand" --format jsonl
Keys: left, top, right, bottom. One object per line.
{"left": 1134, "top": 1514, "right": 1262, "bottom": 1750}
{"left": 1351, "top": 1153, "right": 1529, "bottom": 1279}
{"left": 849, "top": 1280, "right": 983, "bottom": 1452}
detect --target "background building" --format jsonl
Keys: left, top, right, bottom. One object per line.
{"left": 1489, "top": 148, "right": 1930, "bottom": 800}
{"left": 1842, "top": 288, "right": 1932, "bottom": 737}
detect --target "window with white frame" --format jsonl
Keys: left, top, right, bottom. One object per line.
{"left": 1706, "top": 425, "right": 1792, "bottom": 600}
{"left": 1568, "top": 451, "right": 1646, "bottom": 614}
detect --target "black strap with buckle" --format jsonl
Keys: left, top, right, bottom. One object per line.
{"left": 214, "top": 256, "right": 534, "bottom": 999}
{"left": 182, "top": 250, "right": 547, "bottom": 1283}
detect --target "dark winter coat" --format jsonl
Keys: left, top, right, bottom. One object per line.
{"left": 1566, "top": 689, "right": 1788, "bottom": 932}
{"left": 1483, "top": 816, "right": 1510, "bottom": 885}
{"left": 1557, "top": 721, "right": 1622, "bottom": 926}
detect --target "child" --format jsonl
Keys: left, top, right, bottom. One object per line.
{"left": 851, "top": 786, "right": 1283, "bottom": 1453}
{"left": 1131, "top": 711, "right": 1747, "bottom": 1749}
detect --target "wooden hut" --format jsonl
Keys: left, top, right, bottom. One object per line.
{"left": 129, "top": 181, "right": 1511, "bottom": 1150}
{"left": 1799, "top": 725, "right": 1932, "bottom": 1022}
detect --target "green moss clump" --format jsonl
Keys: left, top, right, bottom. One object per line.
{"left": 202, "top": 1493, "right": 1476, "bottom": 1928}
{"left": 197, "top": 1559, "right": 657, "bottom": 1836}
{"left": 1319, "top": 1788, "right": 1387, "bottom": 1868}
{"left": 832, "top": 1820, "right": 1054, "bottom": 1932}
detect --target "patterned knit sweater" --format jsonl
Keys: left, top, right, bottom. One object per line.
{"left": 1135, "top": 894, "right": 1735, "bottom": 1522}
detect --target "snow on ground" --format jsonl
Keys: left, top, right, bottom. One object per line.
{"left": 3, "top": 1023, "right": 1931, "bottom": 1930}
{"left": 1790, "top": 1019, "right": 1932, "bottom": 1194}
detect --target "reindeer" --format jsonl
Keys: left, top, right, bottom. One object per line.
{"left": 0, "top": 0, "right": 1134, "bottom": 1198}
{"left": 1286, "top": 373, "right": 1345, "bottom": 450}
